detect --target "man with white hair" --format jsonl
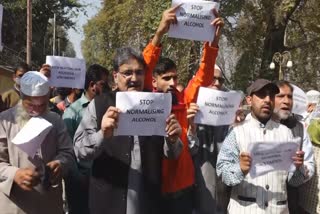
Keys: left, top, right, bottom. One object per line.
{"left": 0, "top": 71, "right": 75, "bottom": 213}
{"left": 305, "top": 90, "right": 320, "bottom": 126}
{"left": 273, "top": 80, "right": 314, "bottom": 214}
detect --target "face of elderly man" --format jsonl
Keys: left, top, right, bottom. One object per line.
{"left": 274, "top": 84, "right": 293, "bottom": 120}
{"left": 19, "top": 71, "right": 50, "bottom": 117}
{"left": 22, "top": 95, "right": 49, "bottom": 117}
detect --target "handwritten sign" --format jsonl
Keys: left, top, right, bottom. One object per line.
{"left": 114, "top": 92, "right": 172, "bottom": 136}
{"left": 12, "top": 117, "right": 53, "bottom": 158}
{"left": 46, "top": 56, "right": 86, "bottom": 89}
{"left": 291, "top": 84, "right": 308, "bottom": 116}
{"left": 248, "top": 141, "right": 300, "bottom": 178}
{"left": 194, "top": 87, "right": 242, "bottom": 126}
{"left": 168, "top": 0, "right": 220, "bottom": 42}
{"left": 0, "top": 4, "right": 3, "bottom": 51}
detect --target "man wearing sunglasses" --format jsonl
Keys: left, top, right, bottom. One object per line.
{"left": 186, "top": 64, "right": 231, "bottom": 214}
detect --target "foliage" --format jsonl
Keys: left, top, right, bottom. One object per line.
{"left": 0, "top": 0, "right": 81, "bottom": 67}
{"left": 82, "top": 0, "right": 320, "bottom": 92}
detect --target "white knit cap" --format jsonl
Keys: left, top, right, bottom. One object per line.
{"left": 306, "top": 90, "right": 320, "bottom": 104}
{"left": 20, "top": 71, "right": 49, "bottom": 96}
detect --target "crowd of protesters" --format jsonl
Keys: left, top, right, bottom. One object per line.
{"left": 0, "top": 5, "right": 319, "bottom": 214}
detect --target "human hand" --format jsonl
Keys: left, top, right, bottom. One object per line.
{"left": 292, "top": 150, "right": 304, "bottom": 169}
{"left": 101, "top": 106, "right": 120, "bottom": 139}
{"left": 187, "top": 103, "right": 199, "bottom": 135}
{"left": 14, "top": 168, "right": 40, "bottom": 191}
{"left": 165, "top": 114, "right": 182, "bottom": 144}
{"left": 46, "top": 160, "right": 62, "bottom": 186}
{"left": 152, "top": 4, "right": 182, "bottom": 46}
{"left": 240, "top": 152, "right": 251, "bottom": 175}
{"left": 210, "top": 9, "right": 224, "bottom": 47}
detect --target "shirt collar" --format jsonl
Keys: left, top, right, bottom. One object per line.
{"left": 247, "top": 113, "right": 274, "bottom": 129}
{"left": 79, "top": 92, "right": 90, "bottom": 107}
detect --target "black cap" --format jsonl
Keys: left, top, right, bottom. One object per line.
{"left": 246, "top": 79, "right": 279, "bottom": 96}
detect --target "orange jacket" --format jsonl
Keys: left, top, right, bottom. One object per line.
{"left": 143, "top": 42, "right": 218, "bottom": 194}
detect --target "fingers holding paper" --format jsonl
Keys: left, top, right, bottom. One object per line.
{"left": 101, "top": 106, "right": 121, "bottom": 139}
{"left": 210, "top": 10, "right": 224, "bottom": 46}
{"left": 165, "top": 114, "right": 182, "bottom": 144}
{"left": 240, "top": 152, "right": 252, "bottom": 176}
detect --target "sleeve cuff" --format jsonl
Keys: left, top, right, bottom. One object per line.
{"left": 164, "top": 138, "right": 183, "bottom": 159}
{"left": 144, "top": 42, "right": 162, "bottom": 55}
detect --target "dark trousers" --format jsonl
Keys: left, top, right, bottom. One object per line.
{"left": 162, "top": 187, "right": 194, "bottom": 214}
{"left": 65, "top": 171, "right": 90, "bottom": 214}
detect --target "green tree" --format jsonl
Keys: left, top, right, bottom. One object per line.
{"left": 0, "top": 0, "right": 81, "bottom": 67}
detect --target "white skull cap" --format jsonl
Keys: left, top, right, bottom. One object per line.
{"left": 306, "top": 90, "right": 320, "bottom": 104}
{"left": 20, "top": 71, "right": 50, "bottom": 96}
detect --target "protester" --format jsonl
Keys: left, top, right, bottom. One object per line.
{"left": 56, "top": 88, "right": 82, "bottom": 112}
{"left": 0, "top": 71, "right": 75, "bottom": 213}
{"left": 142, "top": 5, "right": 224, "bottom": 214}
{"left": 273, "top": 80, "right": 315, "bottom": 214}
{"left": 0, "top": 63, "right": 28, "bottom": 112}
{"left": 187, "top": 64, "right": 231, "bottom": 214}
{"left": 217, "top": 79, "right": 308, "bottom": 213}
{"left": 63, "top": 64, "right": 109, "bottom": 214}
{"left": 74, "top": 47, "right": 183, "bottom": 214}
{"left": 304, "top": 90, "right": 320, "bottom": 126}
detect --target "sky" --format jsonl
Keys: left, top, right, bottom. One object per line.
{"left": 67, "top": 0, "right": 102, "bottom": 58}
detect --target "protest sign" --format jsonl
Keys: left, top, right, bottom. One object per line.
{"left": 114, "top": 92, "right": 172, "bottom": 136}
{"left": 12, "top": 117, "right": 53, "bottom": 158}
{"left": 168, "top": 0, "right": 220, "bottom": 42}
{"left": 0, "top": 4, "right": 3, "bottom": 51}
{"left": 194, "top": 87, "right": 242, "bottom": 126}
{"left": 46, "top": 56, "right": 86, "bottom": 89}
{"left": 248, "top": 140, "right": 300, "bottom": 178}
{"left": 291, "top": 84, "right": 308, "bottom": 116}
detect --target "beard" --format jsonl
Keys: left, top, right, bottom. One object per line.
{"left": 15, "top": 101, "right": 49, "bottom": 128}
{"left": 274, "top": 108, "right": 291, "bottom": 120}
{"left": 15, "top": 101, "right": 31, "bottom": 128}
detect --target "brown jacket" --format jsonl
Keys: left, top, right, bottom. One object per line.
{"left": 0, "top": 87, "right": 20, "bottom": 112}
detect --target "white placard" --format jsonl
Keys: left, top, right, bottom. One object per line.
{"left": 46, "top": 56, "right": 86, "bottom": 89}
{"left": 291, "top": 84, "right": 308, "bottom": 116}
{"left": 0, "top": 4, "right": 3, "bottom": 52}
{"left": 168, "top": 0, "right": 220, "bottom": 42}
{"left": 194, "top": 87, "right": 242, "bottom": 126}
{"left": 12, "top": 117, "right": 53, "bottom": 158}
{"left": 248, "top": 140, "right": 300, "bottom": 178}
{"left": 114, "top": 92, "right": 172, "bottom": 136}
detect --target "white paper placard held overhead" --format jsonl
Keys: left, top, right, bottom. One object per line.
{"left": 46, "top": 56, "right": 86, "bottom": 89}
{"left": 12, "top": 117, "right": 53, "bottom": 158}
{"left": 291, "top": 84, "right": 308, "bottom": 116}
{"left": 114, "top": 92, "right": 172, "bottom": 136}
{"left": 194, "top": 87, "right": 242, "bottom": 126}
{"left": 247, "top": 140, "right": 300, "bottom": 179}
{"left": 168, "top": 0, "right": 220, "bottom": 42}
{"left": 0, "top": 4, "right": 3, "bottom": 52}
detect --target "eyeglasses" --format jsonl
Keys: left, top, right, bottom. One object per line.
{"left": 213, "top": 76, "right": 225, "bottom": 84}
{"left": 118, "top": 69, "right": 144, "bottom": 78}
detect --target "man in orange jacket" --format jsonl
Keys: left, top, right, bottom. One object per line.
{"left": 142, "top": 6, "right": 224, "bottom": 213}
